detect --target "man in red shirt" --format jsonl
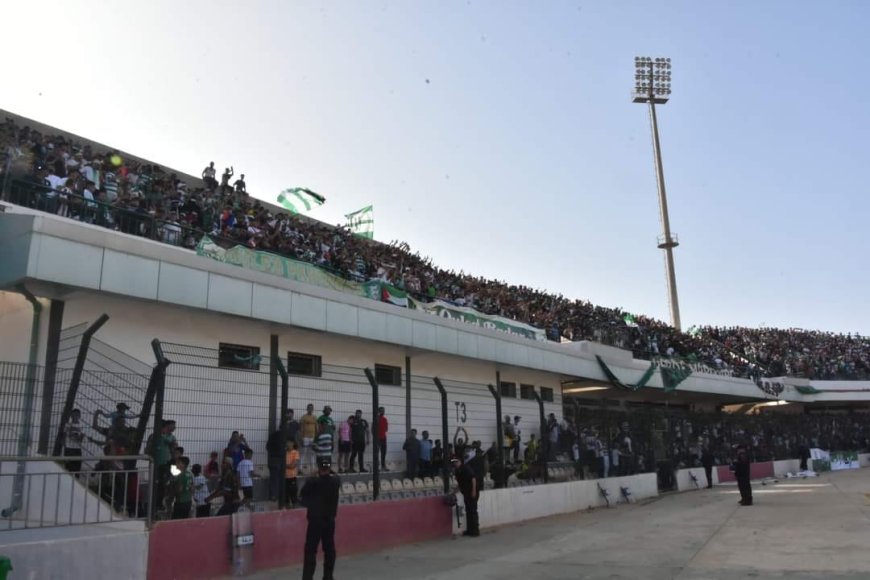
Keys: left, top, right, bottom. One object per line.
{"left": 376, "top": 407, "right": 388, "bottom": 471}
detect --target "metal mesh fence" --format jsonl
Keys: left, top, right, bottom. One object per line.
{"left": 159, "top": 342, "right": 275, "bottom": 469}
{"left": 0, "top": 363, "right": 45, "bottom": 456}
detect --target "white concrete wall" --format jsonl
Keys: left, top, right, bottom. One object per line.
{"left": 859, "top": 453, "right": 870, "bottom": 468}
{"left": 773, "top": 459, "right": 802, "bottom": 475}
{"left": 0, "top": 458, "right": 115, "bottom": 526}
{"left": 456, "top": 473, "right": 658, "bottom": 533}
{"left": 0, "top": 291, "right": 49, "bottom": 365}
{"left": 675, "top": 467, "right": 718, "bottom": 491}
{"left": 0, "top": 522, "right": 147, "bottom": 580}
{"left": 52, "top": 290, "right": 565, "bottom": 469}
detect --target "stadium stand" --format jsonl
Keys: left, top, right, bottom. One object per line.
{"left": 1, "top": 113, "right": 869, "bottom": 385}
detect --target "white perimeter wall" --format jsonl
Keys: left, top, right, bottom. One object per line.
{"left": 0, "top": 523, "right": 148, "bottom": 580}
{"left": 455, "top": 473, "right": 658, "bottom": 533}
{"left": 675, "top": 467, "right": 718, "bottom": 491}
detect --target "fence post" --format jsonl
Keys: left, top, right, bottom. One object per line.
{"left": 432, "top": 378, "right": 450, "bottom": 495}
{"left": 532, "top": 390, "right": 548, "bottom": 483}
{"left": 486, "top": 383, "right": 505, "bottom": 488}
{"left": 276, "top": 358, "right": 289, "bottom": 509}
{"left": 404, "top": 356, "right": 411, "bottom": 448}
{"left": 52, "top": 314, "right": 109, "bottom": 456}
{"left": 38, "top": 299, "right": 64, "bottom": 454}
{"left": 268, "top": 335, "right": 279, "bottom": 435}
{"left": 148, "top": 339, "right": 170, "bottom": 523}
{"left": 363, "top": 368, "right": 380, "bottom": 500}
{"left": 134, "top": 357, "right": 162, "bottom": 455}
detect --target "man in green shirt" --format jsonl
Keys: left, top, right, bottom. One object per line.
{"left": 316, "top": 406, "right": 336, "bottom": 463}
{"left": 152, "top": 420, "right": 177, "bottom": 510}
{"left": 172, "top": 457, "right": 193, "bottom": 519}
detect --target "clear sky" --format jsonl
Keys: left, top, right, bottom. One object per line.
{"left": 3, "top": 1, "right": 868, "bottom": 334}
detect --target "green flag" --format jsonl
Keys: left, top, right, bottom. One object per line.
{"left": 623, "top": 313, "right": 639, "bottom": 328}
{"left": 276, "top": 188, "right": 326, "bottom": 214}
{"left": 346, "top": 205, "right": 374, "bottom": 239}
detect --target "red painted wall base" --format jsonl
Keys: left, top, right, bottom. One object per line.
{"left": 148, "top": 496, "right": 453, "bottom": 580}
{"left": 716, "top": 461, "right": 774, "bottom": 483}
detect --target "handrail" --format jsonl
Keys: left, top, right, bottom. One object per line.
{"left": 0, "top": 454, "right": 151, "bottom": 462}
{"left": 0, "top": 454, "right": 155, "bottom": 529}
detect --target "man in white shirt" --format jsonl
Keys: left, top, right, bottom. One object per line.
{"left": 237, "top": 449, "right": 257, "bottom": 503}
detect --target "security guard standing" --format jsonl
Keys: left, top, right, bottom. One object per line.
{"left": 300, "top": 457, "right": 340, "bottom": 580}
{"left": 452, "top": 454, "right": 480, "bottom": 537}
{"left": 734, "top": 445, "right": 753, "bottom": 506}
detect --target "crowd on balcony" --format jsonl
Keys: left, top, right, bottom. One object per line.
{"left": 2, "top": 116, "right": 869, "bottom": 381}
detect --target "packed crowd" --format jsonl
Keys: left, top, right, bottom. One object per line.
{"left": 3, "top": 116, "right": 869, "bottom": 382}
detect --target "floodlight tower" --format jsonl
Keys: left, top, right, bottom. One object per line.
{"left": 633, "top": 56, "right": 681, "bottom": 330}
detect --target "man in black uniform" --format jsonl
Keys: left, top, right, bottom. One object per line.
{"left": 300, "top": 457, "right": 341, "bottom": 580}
{"left": 452, "top": 455, "right": 479, "bottom": 537}
{"left": 701, "top": 445, "right": 715, "bottom": 489}
{"left": 734, "top": 445, "right": 753, "bottom": 506}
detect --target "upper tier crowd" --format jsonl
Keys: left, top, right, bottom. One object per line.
{"left": 2, "top": 116, "right": 869, "bottom": 381}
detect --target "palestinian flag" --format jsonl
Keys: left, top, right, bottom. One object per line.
{"left": 276, "top": 188, "right": 326, "bottom": 214}
{"left": 381, "top": 284, "right": 408, "bottom": 307}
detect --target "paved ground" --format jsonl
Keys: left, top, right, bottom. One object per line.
{"left": 254, "top": 469, "right": 870, "bottom": 580}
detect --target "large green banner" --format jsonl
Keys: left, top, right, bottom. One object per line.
{"left": 197, "top": 237, "right": 366, "bottom": 295}
{"left": 408, "top": 298, "right": 547, "bottom": 342}
{"left": 196, "top": 237, "right": 547, "bottom": 341}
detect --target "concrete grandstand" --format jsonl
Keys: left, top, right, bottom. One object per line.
{"left": 1, "top": 111, "right": 870, "bottom": 578}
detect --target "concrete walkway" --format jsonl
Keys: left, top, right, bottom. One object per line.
{"left": 252, "top": 469, "right": 870, "bottom": 580}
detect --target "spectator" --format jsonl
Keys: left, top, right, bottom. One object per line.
{"left": 201, "top": 162, "right": 217, "bottom": 189}
{"left": 547, "top": 414, "right": 560, "bottom": 461}
{"left": 204, "top": 451, "right": 221, "bottom": 490}
{"left": 403, "top": 429, "right": 421, "bottom": 479}
{"left": 233, "top": 173, "right": 246, "bottom": 194}
{"left": 337, "top": 415, "right": 352, "bottom": 474}
{"left": 376, "top": 407, "right": 388, "bottom": 471}
{"left": 172, "top": 456, "right": 193, "bottom": 519}
{"left": 502, "top": 415, "right": 515, "bottom": 463}
{"left": 151, "top": 419, "right": 177, "bottom": 511}
{"left": 300, "top": 404, "right": 318, "bottom": 473}
{"left": 349, "top": 410, "right": 370, "bottom": 473}
{"left": 192, "top": 463, "right": 211, "bottom": 517}
{"left": 512, "top": 416, "right": 523, "bottom": 464}
{"left": 432, "top": 439, "right": 445, "bottom": 478}
{"left": 206, "top": 456, "right": 240, "bottom": 516}
{"left": 419, "top": 430, "right": 432, "bottom": 477}
{"left": 286, "top": 408, "right": 301, "bottom": 449}
{"left": 237, "top": 449, "right": 257, "bottom": 503}
{"left": 220, "top": 166, "right": 233, "bottom": 193}
{"left": 61, "top": 408, "right": 85, "bottom": 473}
{"left": 316, "top": 406, "right": 336, "bottom": 463}
{"left": 285, "top": 440, "right": 301, "bottom": 507}
{"left": 225, "top": 431, "right": 250, "bottom": 469}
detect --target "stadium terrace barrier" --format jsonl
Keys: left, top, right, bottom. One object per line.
{"left": 464, "top": 473, "right": 658, "bottom": 532}
{"left": 147, "top": 496, "right": 452, "bottom": 580}
{"left": 860, "top": 453, "right": 870, "bottom": 468}
{"left": 0, "top": 521, "right": 148, "bottom": 579}
{"left": 675, "top": 467, "right": 718, "bottom": 491}
{"left": 716, "top": 461, "right": 774, "bottom": 483}
{"left": 773, "top": 459, "right": 802, "bottom": 475}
